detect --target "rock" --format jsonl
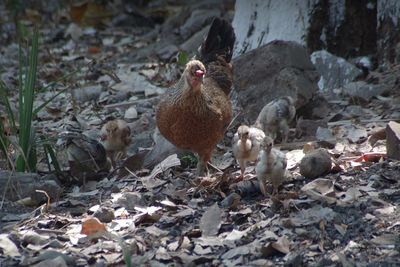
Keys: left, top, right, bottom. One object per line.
{"left": 233, "top": 40, "right": 319, "bottom": 121}
{"left": 311, "top": 50, "right": 363, "bottom": 91}
{"left": 296, "top": 94, "right": 331, "bottom": 119}
{"left": 300, "top": 148, "right": 332, "bottom": 179}
{"left": 93, "top": 207, "right": 115, "bottom": 223}
{"left": 180, "top": 26, "right": 209, "bottom": 53}
{"left": 124, "top": 106, "right": 138, "bottom": 120}
{"left": 342, "top": 81, "right": 390, "bottom": 100}
{"left": 386, "top": 121, "right": 400, "bottom": 160}
{"left": 180, "top": 9, "right": 220, "bottom": 39}
{"left": 30, "top": 179, "right": 62, "bottom": 205}
{"left": 345, "top": 105, "right": 364, "bottom": 118}
{"left": 157, "top": 44, "right": 178, "bottom": 61}
{"left": 296, "top": 118, "right": 328, "bottom": 138}
{"left": 346, "top": 126, "right": 368, "bottom": 144}
{"left": 316, "top": 127, "right": 335, "bottom": 142}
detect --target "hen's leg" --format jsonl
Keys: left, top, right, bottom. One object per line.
{"left": 196, "top": 152, "right": 211, "bottom": 177}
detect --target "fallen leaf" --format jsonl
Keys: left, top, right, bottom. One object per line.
{"left": 200, "top": 203, "right": 222, "bottom": 237}
{"left": 80, "top": 218, "right": 107, "bottom": 236}
{"left": 301, "top": 178, "right": 337, "bottom": 204}
{"left": 0, "top": 234, "right": 20, "bottom": 257}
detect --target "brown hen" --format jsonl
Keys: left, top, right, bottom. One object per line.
{"left": 156, "top": 18, "right": 235, "bottom": 176}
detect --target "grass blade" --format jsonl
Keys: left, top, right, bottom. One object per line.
{"left": 16, "top": 27, "right": 39, "bottom": 172}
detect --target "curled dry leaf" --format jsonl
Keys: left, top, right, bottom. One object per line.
{"left": 301, "top": 178, "right": 337, "bottom": 204}
{"left": 261, "top": 236, "right": 291, "bottom": 257}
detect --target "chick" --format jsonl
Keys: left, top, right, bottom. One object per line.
{"left": 100, "top": 119, "right": 131, "bottom": 167}
{"left": 57, "top": 131, "right": 110, "bottom": 185}
{"left": 232, "top": 125, "right": 265, "bottom": 179}
{"left": 254, "top": 96, "right": 296, "bottom": 143}
{"left": 256, "top": 136, "right": 287, "bottom": 196}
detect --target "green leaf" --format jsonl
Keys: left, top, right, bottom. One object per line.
{"left": 177, "top": 51, "right": 189, "bottom": 66}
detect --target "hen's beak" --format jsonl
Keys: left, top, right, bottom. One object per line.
{"left": 195, "top": 70, "right": 205, "bottom": 78}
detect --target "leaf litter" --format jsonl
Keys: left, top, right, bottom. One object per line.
{"left": 0, "top": 1, "right": 400, "bottom": 267}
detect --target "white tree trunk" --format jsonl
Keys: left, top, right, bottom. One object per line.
{"left": 232, "top": 0, "right": 319, "bottom": 57}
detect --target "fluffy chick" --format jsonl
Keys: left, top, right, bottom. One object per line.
{"left": 232, "top": 125, "right": 265, "bottom": 179}
{"left": 254, "top": 96, "right": 296, "bottom": 143}
{"left": 100, "top": 119, "right": 131, "bottom": 167}
{"left": 57, "top": 131, "right": 110, "bottom": 185}
{"left": 256, "top": 135, "right": 287, "bottom": 196}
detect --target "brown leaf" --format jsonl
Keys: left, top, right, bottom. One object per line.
{"left": 80, "top": 218, "right": 107, "bottom": 236}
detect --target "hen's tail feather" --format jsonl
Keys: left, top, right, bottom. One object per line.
{"left": 199, "top": 17, "right": 235, "bottom": 64}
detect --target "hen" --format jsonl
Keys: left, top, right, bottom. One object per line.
{"left": 254, "top": 96, "right": 296, "bottom": 143}
{"left": 156, "top": 18, "right": 235, "bottom": 176}
{"left": 256, "top": 135, "right": 287, "bottom": 196}
{"left": 232, "top": 125, "right": 265, "bottom": 179}
{"left": 100, "top": 119, "right": 131, "bottom": 167}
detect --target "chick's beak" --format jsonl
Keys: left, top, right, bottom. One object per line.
{"left": 100, "top": 134, "right": 107, "bottom": 141}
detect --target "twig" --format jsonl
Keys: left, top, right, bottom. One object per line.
{"left": 35, "top": 190, "right": 51, "bottom": 212}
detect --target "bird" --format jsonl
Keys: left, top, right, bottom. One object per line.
{"left": 100, "top": 119, "right": 131, "bottom": 167}
{"left": 156, "top": 17, "right": 235, "bottom": 176}
{"left": 56, "top": 131, "right": 111, "bottom": 184}
{"left": 232, "top": 125, "right": 265, "bottom": 179}
{"left": 256, "top": 135, "right": 287, "bottom": 196}
{"left": 254, "top": 96, "right": 296, "bottom": 143}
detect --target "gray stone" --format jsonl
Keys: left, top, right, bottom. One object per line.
{"left": 311, "top": 50, "right": 363, "bottom": 91}
{"left": 342, "top": 81, "right": 390, "bottom": 100}
{"left": 300, "top": 149, "right": 332, "bottom": 179}
{"left": 180, "top": 9, "right": 220, "bottom": 39}
{"left": 233, "top": 40, "right": 319, "bottom": 121}
{"left": 316, "top": 127, "right": 334, "bottom": 142}
{"left": 158, "top": 44, "right": 178, "bottom": 61}
{"left": 124, "top": 106, "right": 138, "bottom": 120}
{"left": 180, "top": 26, "right": 209, "bottom": 53}
{"left": 386, "top": 121, "right": 400, "bottom": 160}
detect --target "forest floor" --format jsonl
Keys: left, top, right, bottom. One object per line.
{"left": 0, "top": 1, "right": 400, "bottom": 266}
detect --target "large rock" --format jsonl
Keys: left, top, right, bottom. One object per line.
{"left": 233, "top": 40, "right": 319, "bottom": 121}
{"left": 311, "top": 50, "right": 363, "bottom": 91}
{"left": 386, "top": 121, "right": 400, "bottom": 160}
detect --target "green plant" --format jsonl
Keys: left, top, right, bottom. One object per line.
{"left": 0, "top": 26, "right": 63, "bottom": 173}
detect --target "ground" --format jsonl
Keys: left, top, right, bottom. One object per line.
{"left": 0, "top": 1, "right": 400, "bottom": 267}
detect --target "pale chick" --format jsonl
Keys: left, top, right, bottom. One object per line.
{"left": 100, "top": 119, "right": 131, "bottom": 167}
{"left": 232, "top": 125, "right": 265, "bottom": 179}
{"left": 256, "top": 135, "right": 287, "bottom": 196}
{"left": 254, "top": 96, "right": 296, "bottom": 143}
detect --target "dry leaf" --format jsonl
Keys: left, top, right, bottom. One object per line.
{"left": 200, "top": 203, "right": 222, "bottom": 237}
{"left": 0, "top": 234, "right": 20, "bottom": 257}
{"left": 80, "top": 218, "right": 107, "bottom": 236}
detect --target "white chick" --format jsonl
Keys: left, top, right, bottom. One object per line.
{"left": 256, "top": 135, "right": 287, "bottom": 196}
{"left": 233, "top": 125, "right": 265, "bottom": 179}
